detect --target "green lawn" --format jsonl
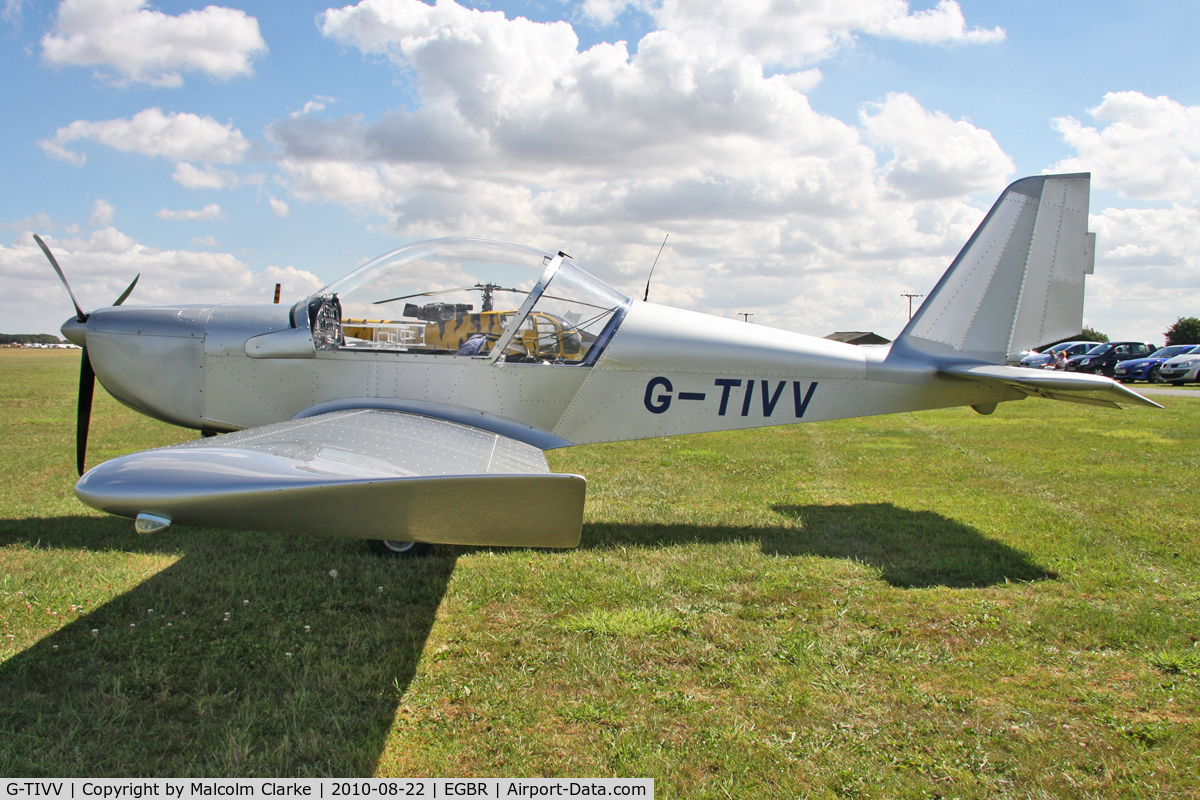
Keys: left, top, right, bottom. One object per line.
{"left": 2, "top": 349, "right": 1198, "bottom": 796}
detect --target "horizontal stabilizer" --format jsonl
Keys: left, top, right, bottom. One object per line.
{"left": 76, "top": 410, "right": 586, "bottom": 548}
{"left": 941, "top": 364, "right": 1162, "bottom": 409}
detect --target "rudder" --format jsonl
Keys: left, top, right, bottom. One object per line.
{"left": 893, "top": 173, "right": 1095, "bottom": 365}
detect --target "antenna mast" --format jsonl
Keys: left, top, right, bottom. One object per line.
{"left": 643, "top": 234, "right": 669, "bottom": 302}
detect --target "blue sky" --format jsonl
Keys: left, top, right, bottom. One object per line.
{"left": 4, "top": 0, "right": 1199, "bottom": 341}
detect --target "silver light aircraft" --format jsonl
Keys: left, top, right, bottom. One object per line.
{"left": 40, "top": 173, "right": 1157, "bottom": 556}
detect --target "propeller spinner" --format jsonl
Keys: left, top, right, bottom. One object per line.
{"left": 33, "top": 234, "right": 139, "bottom": 475}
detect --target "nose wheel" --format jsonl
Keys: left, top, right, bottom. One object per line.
{"left": 368, "top": 539, "right": 432, "bottom": 558}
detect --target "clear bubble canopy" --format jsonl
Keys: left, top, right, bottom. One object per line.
{"left": 306, "top": 238, "right": 630, "bottom": 364}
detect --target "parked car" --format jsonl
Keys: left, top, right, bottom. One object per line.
{"left": 1019, "top": 340, "right": 1100, "bottom": 369}
{"left": 1064, "top": 342, "right": 1154, "bottom": 377}
{"left": 1158, "top": 348, "right": 1200, "bottom": 385}
{"left": 1114, "top": 344, "right": 1200, "bottom": 383}
{"left": 1007, "top": 348, "right": 1035, "bottom": 366}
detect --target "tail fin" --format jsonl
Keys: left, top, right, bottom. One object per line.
{"left": 893, "top": 173, "right": 1095, "bottom": 365}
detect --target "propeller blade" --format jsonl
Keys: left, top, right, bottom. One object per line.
{"left": 373, "top": 285, "right": 479, "bottom": 305}
{"left": 77, "top": 346, "right": 96, "bottom": 476}
{"left": 374, "top": 284, "right": 527, "bottom": 305}
{"left": 113, "top": 273, "right": 139, "bottom": 306}
{"left": 32, "top": 236, "right": 120, "bottom": 475}
{"left": 33, "top": 234, "right": 87, "bottom": 323}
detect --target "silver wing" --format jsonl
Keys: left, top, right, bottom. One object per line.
{"left": 75, "top": 410, "right": 586, "bottom": 548}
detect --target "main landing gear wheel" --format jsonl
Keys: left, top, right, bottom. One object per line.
{"left": 368, "top": 539, "right": 433, "bottom": 558}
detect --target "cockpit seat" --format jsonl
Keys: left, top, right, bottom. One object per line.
{"left": 456, "top": 333, "right": 490, "bottom": 356}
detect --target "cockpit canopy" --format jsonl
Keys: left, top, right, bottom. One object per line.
{"left": 303, "top": 238, "right": 630, "bottom": 365}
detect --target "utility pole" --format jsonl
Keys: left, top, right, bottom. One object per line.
{"left": 740, "top": 312, "right": 754, "bottom": 323}
{"left": 901, "top": 293, "right": 924, "bottom": 320}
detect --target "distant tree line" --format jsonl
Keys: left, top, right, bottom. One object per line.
{"left": 1164, "top": 316, "right": 1200, "bottom": 346}
{"left": 1040, "top": 328, "right": 1109, "bottom": 350}
{"left": 0, "top": 334, "right": 65, "bottom": 345}
{"left": 1041, "top": 317, "right": 1200, "bottom": 350}
{"left": 1079, "top": 327, "right": 1110, "bottom": 344}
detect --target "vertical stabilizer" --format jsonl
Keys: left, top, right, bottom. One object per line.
{"left": 893, "top": 173, "right": 1093, "bottom": 365}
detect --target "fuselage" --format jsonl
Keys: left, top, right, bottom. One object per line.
{"left": 73, "top": 299, "right": 1016, "bottom": 447}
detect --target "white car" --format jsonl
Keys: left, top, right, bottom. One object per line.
{"left": 1019, "top": 340, "right": 1099, "bottom": 369}
{"left": 1006, "top": 348, "right": 1035, "bottom": 366}
{"left": 1158, "top": 350, "right": 1200, "bottom": 385}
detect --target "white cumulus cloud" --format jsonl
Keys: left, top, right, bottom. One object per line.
{"left": 172, "top": 162, "right": 240, "bottom": 189}
{"left": 578, "top": 0, "right": 1004, "bottom": 67}
{"left": 40, "top": 108, "right": 249, "bottom": 166}
{"left": 1052, "top": 92, "right": 1200, "bottom": 203}
{"left": 862, "top": 92, "right": 1013, "bottom": 200}
{"left": 41, "top": 0, "right": 266, "bottom": 87}
{"left": 1082, "top": 204, "right": 1200, "bottom": 342}
{"left": 2, "top": 226, "right": 324, "bottom": 334}
{"left": 256, "top": 0, "right": 1016, "bottom": 338}
{"left": 291, "top": 97, "right": 335, "bottom": 118}
{"left": 3, "top": 0, "right": 26, "bottom": 24}
{"left": 1047, "top": 92, "right": 1200, "bottom": 340}
{"left": 269, "top": 197, "right": 290, "bottom": 218}
{"left": 154, "top": 203, "right": 223, "bottom": 221}
{"left": 87, "top": 198, "right": 114, "bottom": 226}
{"left": 289, "top": 4, "right": 873, "bottom": 210}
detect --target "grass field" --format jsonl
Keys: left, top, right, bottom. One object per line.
{"left": 2, "top": 349, "right": 1198, "bottom": 796}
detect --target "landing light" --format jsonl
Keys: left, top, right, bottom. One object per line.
{"left": 135, "top": 513, "right": 172, "bottom": 535}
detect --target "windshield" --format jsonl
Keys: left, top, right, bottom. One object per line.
{"left": 1151, "top": 345, "right": 1194, "bottom": 358}
{"left": 1085, "top": 344, "right": 1111, "bottom": 355}
{"left": 305, "top": 238, "right": 630, "bottom": 364}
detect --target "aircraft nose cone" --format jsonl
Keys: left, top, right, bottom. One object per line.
{"left": 61, "top": 316, "right": 87, "bottom": 347}
{"left": 83, "top": 304, "right": 210, "bottom": 430}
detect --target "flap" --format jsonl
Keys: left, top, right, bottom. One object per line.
{"left": 941, "top": 363, "right": 1163, "bottom": 409}
{"left": 75, "top": 410, "right": 586, "bottom": 548}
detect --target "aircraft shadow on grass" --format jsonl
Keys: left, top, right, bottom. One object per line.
{"left": 578, "top": 502, "right": 1057, "bottom": 590}
{"left": 0, "top": 516, "right": 456, "bottom": 778}
{"left": 0, "top": 502, "right": 1052, "bottom": 775}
